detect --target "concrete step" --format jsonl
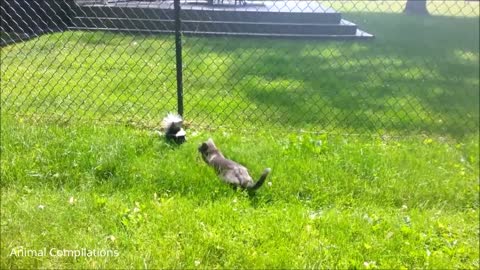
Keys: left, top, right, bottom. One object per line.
{"left": 69, "top": 26, "right": 373, "bottom": 40}
{"left": 71, "top": 17, "right": 357, "bottom": 35}
{"left": 70, "top": 1, "right": 374, "bottom": 39}
{"left": 73, "top": 6, "right": 342, "bottom": 24}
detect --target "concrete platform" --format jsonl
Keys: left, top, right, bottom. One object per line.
{"left": 71, "top": 0, "right": 374, "bottom": 39}
{"left": 83, "top": 1, "right": 337, "bottom": 13}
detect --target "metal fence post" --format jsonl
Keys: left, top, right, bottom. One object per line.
{"left": 174, "top": 0, "right": 184, "bottom": 117}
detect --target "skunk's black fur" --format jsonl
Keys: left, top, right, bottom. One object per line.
{"left": 162, "top": 113, "right": 186, "bottom": 144}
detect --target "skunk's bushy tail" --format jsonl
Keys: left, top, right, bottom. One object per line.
{"left": 162, "top": 113, "right": 182, "bottom": 130}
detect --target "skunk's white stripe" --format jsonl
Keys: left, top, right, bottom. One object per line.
{"left": 162, "top": 112, "right": 183, "bottom": 129}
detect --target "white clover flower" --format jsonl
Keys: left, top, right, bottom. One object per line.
{"left": 363, "top": 261, "right": 377, "bottom": 269}
{"left": 107, "top": 235, "right": 116, "bottom": 242}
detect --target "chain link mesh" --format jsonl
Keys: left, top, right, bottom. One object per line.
{"left": 1, "top": 0, "right": 479, "bottom": 136}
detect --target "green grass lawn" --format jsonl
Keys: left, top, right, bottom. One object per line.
{"left": 1, "top": 117, "right": 479, "bottom": 269}
{"left": 1, "top": 9, "right": 479, "bottom": 270}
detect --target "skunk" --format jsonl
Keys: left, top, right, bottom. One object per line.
{"left": 162, "top": 113, "right": 186, "bottom": 144}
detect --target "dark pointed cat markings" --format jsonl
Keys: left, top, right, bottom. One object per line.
{"left": 198, "top": 138, "right": 271, "bottom": 191}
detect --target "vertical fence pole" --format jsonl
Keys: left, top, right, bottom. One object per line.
{"left": 174, "top": 0, "right": 183, "bottom": 117}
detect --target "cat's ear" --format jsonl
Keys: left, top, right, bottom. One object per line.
{"left": 207, "top": 138, "right": 215, "bottom": 146}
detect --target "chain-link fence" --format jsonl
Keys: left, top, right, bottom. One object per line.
{"left": 1, "top": 0, "right": 479, "bottom": 136}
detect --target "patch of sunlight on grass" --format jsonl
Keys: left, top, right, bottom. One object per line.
{"left": 398, "top": 66, "right": 441, "bottom": 80}
{"left": 194, "top": 52, "right": 234, "bottom": 66}
{"left": 184, "top": 52, "right": 235, "bottom": 85}
{"left": 385, "top": 95, "right": 431, "bottom": 118}
{"left": 464, "top": 77, "right": 480, "bottom": 88}
{"left": 453, "top": 49, "right": 480, "bottom": 64}
{"left": 326, "top": 0, "right": 405, "bottom": 13}
{"left": 341, "top": 57, "right": 405, "bottom": 69}
{"left": 239, "top": 75, "right": 304, "bottom": 92}
{"left": 429, "top": 1, "right": 480, "bottom": 17}
{"left": 300, "top": 46, "right": 343, "bottom": 58}
{"left": 324, "top": 0, "right": 479, "bottom": 17}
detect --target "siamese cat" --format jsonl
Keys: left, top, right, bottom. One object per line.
{"left": 198, "top": 138, "right": 271, "bottom": 191}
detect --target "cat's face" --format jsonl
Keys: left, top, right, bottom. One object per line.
{"left": 198, "top": 142, "right": 209, "bottom": 154}
{"left": 198, "top": 138, "right": 217, "bottom": 156}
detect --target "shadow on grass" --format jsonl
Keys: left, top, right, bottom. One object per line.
{"left": 183, "top": 13, "right": 479, "bottom": 137}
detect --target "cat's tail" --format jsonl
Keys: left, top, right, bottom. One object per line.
{"left": 247, "top": 168, "right": 271, "bottom": 191}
